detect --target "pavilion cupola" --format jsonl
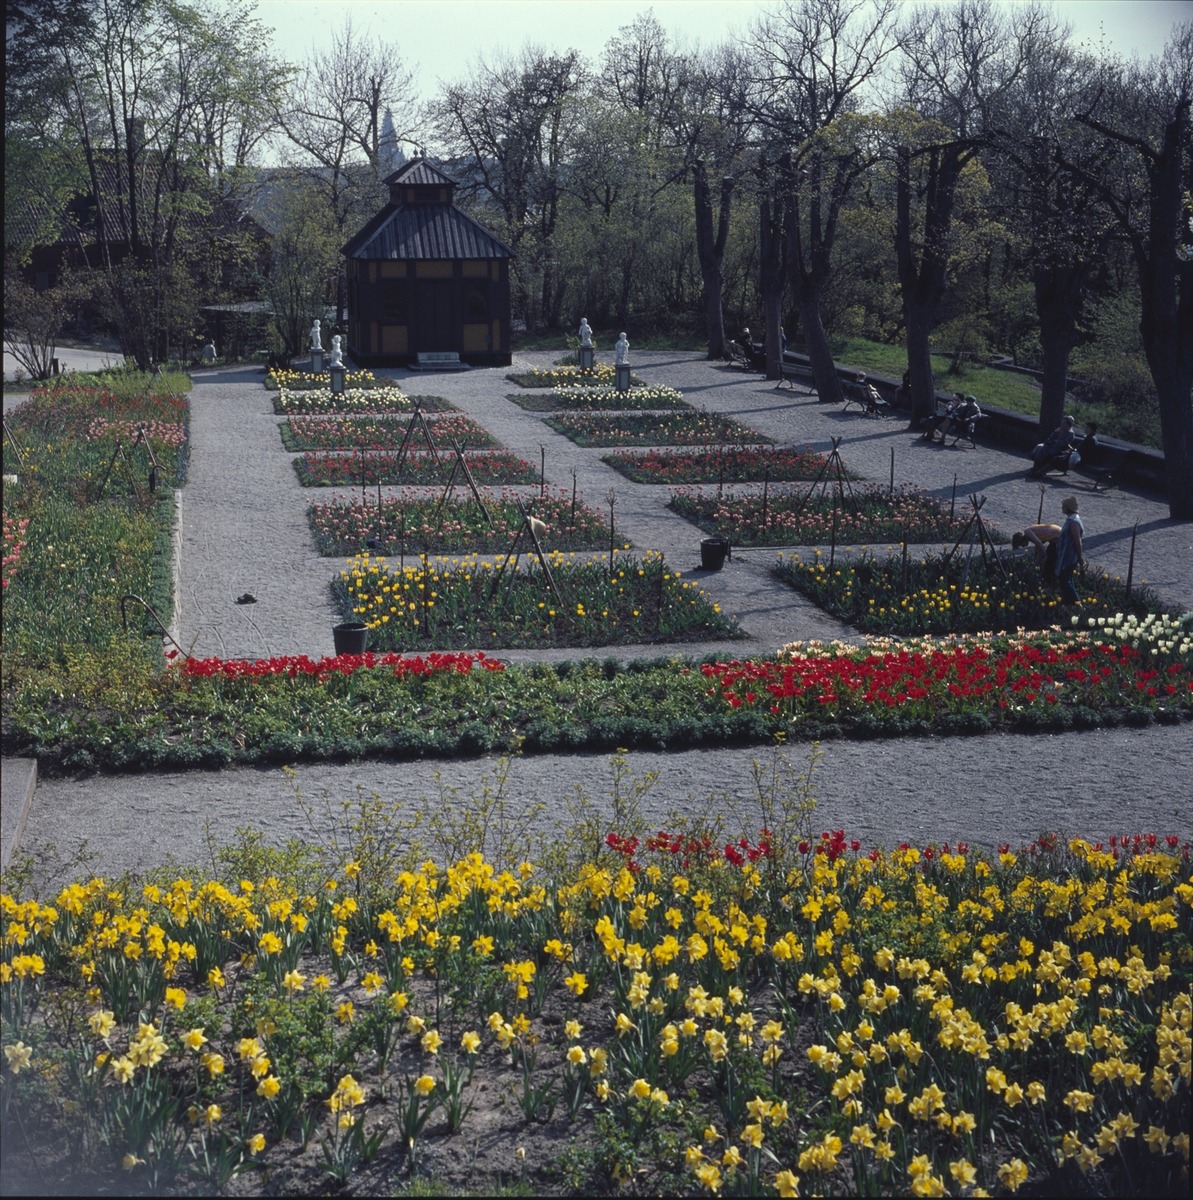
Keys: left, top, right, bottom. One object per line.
{"left": 384, "top": 157, "right": 457, "bottom": 206}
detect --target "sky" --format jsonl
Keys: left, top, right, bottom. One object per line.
{"left": 251, "top": 0, "right": 1193, "bottom": 105}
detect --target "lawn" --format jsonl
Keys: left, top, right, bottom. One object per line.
{"left": 604, "top": 446, "right": 835, "bottom": 485}
{"left": 506, "top": 385, "right": 688, "bottom": 412}
{"left": 308, "top": 489, "right": 612, "bottom": 556}
{"left": 669, "top": 485, "right": 987, "bottom": 547}
{"left": 545, "top": 412, "right": 773, "bottom": 448}
{"left": 334, "top": 550, "right": 740, "bottom": 651}
{"left": 280, "top": 415, "right": 497, "bottom": 453}
{"left": 293, "top": 450, "right": 540, "bottom": 488}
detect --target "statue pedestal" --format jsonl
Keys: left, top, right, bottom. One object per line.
{"left": 311, "top": 350, "right": 323, "bottom": 373}
{"left": 329, "top": 365, "right": 346, "bottom": 395}
{"left": 579, "top": 345, "right": 594, "bottom": 370}
{"left": 615, "top": 362, "right": 631, "bottom": 392}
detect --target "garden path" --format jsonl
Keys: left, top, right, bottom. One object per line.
{"left": 19, "top": 722, "right": 1192, "bottom": 880}
{"left": 178, "top": 351, "right": 1191, "bottom": 662}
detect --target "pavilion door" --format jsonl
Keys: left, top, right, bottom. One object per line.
{"left": 416, "top": 280, "right": 453, "bottom": 351}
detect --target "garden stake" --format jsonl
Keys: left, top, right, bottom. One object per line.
{"left": 900, "top": 529, "right": 908, "bottom": 593}
{"left": 950, "top": 474, "right": 957, "bottom": 519}
{"left": 829, "top": 503, "right": 838, "bottom": 571}
{"left": 540, "top": 445, "right": 546, "bottom": 498}
{"left": 608, "top": 489, "right": 616, "bottom": 578}
{"left": 570, "top": 469, "right": 577, "bottom": 544}
{"left": 1037, "top": 485, "right": 1046, "bottom": 525}
{"left": 400, "top": 510, "right": 405, "bottom": 570}
{"left": 889, "top": 446, "right": 894, "bottom": 497}
{"left": 3, "top": 416, "right": 28, "bottom": 468}
{"left": 452, "top": 439, "right": 493, "bottom": 528}
{"left": 654, "top": 554, "right": 665, "bottom": 637}
{"left": 421, "top": 550, "right": 428, "bottom": 636}
{"left": 518, "top": 498, "right": 561, "bottom": 603}
{"left": 761, "top": 467, "right": 769, "bottom": 526}
{"left": 719, "top": 447, "right": 725, "bottom": 499}
{"left": 1125, "top": 522, "right": 1138, "bottom": 599}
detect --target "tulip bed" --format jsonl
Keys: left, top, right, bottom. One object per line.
{"left": 774, "top": 550, "right": 1174, "bottom": 636}
{"left": 1, "top": 781, "right": 1189, "bottom": 1197}
{"left": 1, "top": 385, "right": 183, "bottom": 663}
{"left": 507, "top": 384, "right": 689, "bottom": 412}
{"left": 670, "top": 486, "right": 988, "bottom": 547}
{"left": 507, "top": 363, "right": 640, "bottom": 388}
{"left": 545, "top": 412, "right": 773, "bottom": 449}
{"left": 280, "top": 414, "right": 497, "bottom": 453}
{"left": 334, "top": 550, "right": 738, "bottom": 651}
{"left": 307, "top": 488, "right": 612, "bottom": 556}
{"left": 604, "top": 446, "right": 834, "bottom": 485}
{"left": 294, "top": 449, "right": 540, "bottom": 488}
{"left": 272, "top": 389, "right": 457, "bottom": 416}
{"left": 264, "top": 367, "right": 381, "bottom": 391}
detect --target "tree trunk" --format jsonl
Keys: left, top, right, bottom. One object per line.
{"left": 798, "top": 293, "right": 842, "bottom": 404}
{"left": 1033, "top": 262, "right": 1084, "bottom": 434}
{"left": 758, "top": 158, "right": 787, "bottom": 381}
{"left": 694, "top": 163, "right": 733, "bottom": 359}
{"left": 895, "top": 144, "right": 968, "bottom": 424}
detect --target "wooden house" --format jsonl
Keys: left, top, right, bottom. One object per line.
{"left": 341, "top": 158, "right": 514, "bottom": 367}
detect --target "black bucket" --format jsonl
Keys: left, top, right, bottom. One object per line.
{"left": 332, "top": 622, "right": 368, "bottom": 656}
{"left": 700, "top": 536, "right": 730, "bottom": 571}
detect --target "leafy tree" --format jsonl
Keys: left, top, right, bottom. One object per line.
{"left": 265, "top": 182, "right": 339, "bottom": 360}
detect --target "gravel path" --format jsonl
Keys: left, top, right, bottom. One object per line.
{"left": 19, "top": 723, "right": 1192, "bottom": 883}
{"left": 177, "top": 353, "right": 1192, "bottom": 661}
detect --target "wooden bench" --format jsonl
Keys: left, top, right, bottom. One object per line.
{"left": 409, "top": 351, "right": 470, "bottom": 372}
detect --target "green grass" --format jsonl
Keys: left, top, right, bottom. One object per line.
{"left": 4, "top": 367, "right": 192, "bottom": 397}
{"left": 809, "top": 336, "right": 1043, "bottom": 414}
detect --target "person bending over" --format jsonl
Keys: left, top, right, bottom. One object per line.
{"left": 1011, "top": 523, "right": 1061, "bottom": 581}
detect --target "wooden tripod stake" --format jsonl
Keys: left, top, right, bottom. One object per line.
{"left": 1125, "top": 522, "right": 1138, "bottom": 600}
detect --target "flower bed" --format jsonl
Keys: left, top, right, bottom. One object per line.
{"left": 294, "top": 449, "right": 540, "bottom": 487}
{"left": 776, "top": 548, "right": 1173, "bottom": 635}
{"left": 308, "top": 488, "right": 612, "bottom": 556}
{"left": 1, "top": 796, "right": 1188, "bottom": 1197}
{"left": 2, "top": 514, "right": 29, "bottom": 589}
{"left": 272, "top": 389, "right": 457, "bottom": 416}
{"left": 507, "top": 384, "right": 688, "bottom": 412}
{"left": 335, "top": 549, "right": 738, "bottom": 651}
{"left": 670, "top": 485, "right": 986, "bottom": 546}
{"left": 507, "top": 363, "right": 640, "bottom": 388}
{"left": 545, "top": 411, "right": 773, "bottom": 448}
{"left": 280, "top": 414, "right": 496, "bottom": 453}
{"left": 6, "top": 625, "right": 1193, "bottom": 774}
{"left": 265, "top": 367, "right": 380, "bottom": 390}
{"left": 605, "top": 445, "right": 834, "bottom": 485}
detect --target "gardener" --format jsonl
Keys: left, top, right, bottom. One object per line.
{"left": 1011, "top": 523, "right": 1062, "bottom": 581}
{"left": 1054, "top": 496, "right": 1085, "bottom": 605}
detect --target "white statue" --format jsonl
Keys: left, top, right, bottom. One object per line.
{"left": 614, "top": 332, "right": 629, "bottom": 365}
{"left": 579, "top": 318, "right": 593, "bottom": 348}
{"left": 327, "top": 335, "right": 343, "bottom": 368}
{"left": 309, "top": 319, "right": 323, "bottom": 352}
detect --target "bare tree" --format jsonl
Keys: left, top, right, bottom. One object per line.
{"left": 892, "top": 0, "right": 1040, "bottom": 423}
{"left": 1057, "top": 23, "right": 1193, "bottom": 518}
{"left": 278, "top": 18, "right": 417, "bottom": 321}
{"left": 747, "top": 0, "right": 899, "bottom": 387}
{"left": 432, "top": 47, "right": 586, "bottom": 331}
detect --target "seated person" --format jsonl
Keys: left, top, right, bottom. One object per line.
{"left": 852, "top": 372, "right": 887, "bottom": 413}
{"left": 1011, "top": 523, "right": 1061, "bottom": 580}
{"left": 922, "top": 392, "right": 964, "bottom": 439}
{"left": 932, "top": 394, "right": 981, "bottom": 442}
{"left": 1069, "top": 421, "right": 1101, "bottom": 468}
{"left": 1029, "top": 416, "right": 1077, "bottom": 476}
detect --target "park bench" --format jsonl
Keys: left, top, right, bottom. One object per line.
{"left": 409, "top": 352, "right": 470, "bottom": 371}
{"left": 842, "top": 379, "right": 893, "bottom": 418}
{"left": 940, "top": 412, "right": 983, "bottom": 448}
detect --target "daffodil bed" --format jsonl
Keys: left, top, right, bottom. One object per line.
{"left": 1, "top": 789, "right": 1189, "bottom": 1197}
{"left": 669, "top": 487, "right": 992, "bottom": 547}
{"left": 544, "top": 413, "right": 774, "bottom": 449}
{"left": 774, "top": 552, "right": 1180, "bottom": 637}
{"left": 308, "top": 488, "right": 612, "bottom": 556}
{"left": 506, "top": 385, "right": 689, "bottom": 412}
{"left": 507, "top": 364, "right": 640, "bottom": 388}
{"left": 264, "top": 368, "right": 382, "bottom": 391}
{"left": 272, "top": 389, "right": 457, "bottom": 416}
{"left": 279, "top": 414, "right": 497, "bottom": 453}
{"left": 603, "top": 447, "right": 834, "bottom": 485}
{"left": 333, "top": 551, "right": 739, "bottom": 651}
{"left": 294, "top": 449, "right": 540, "bottom": 488}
